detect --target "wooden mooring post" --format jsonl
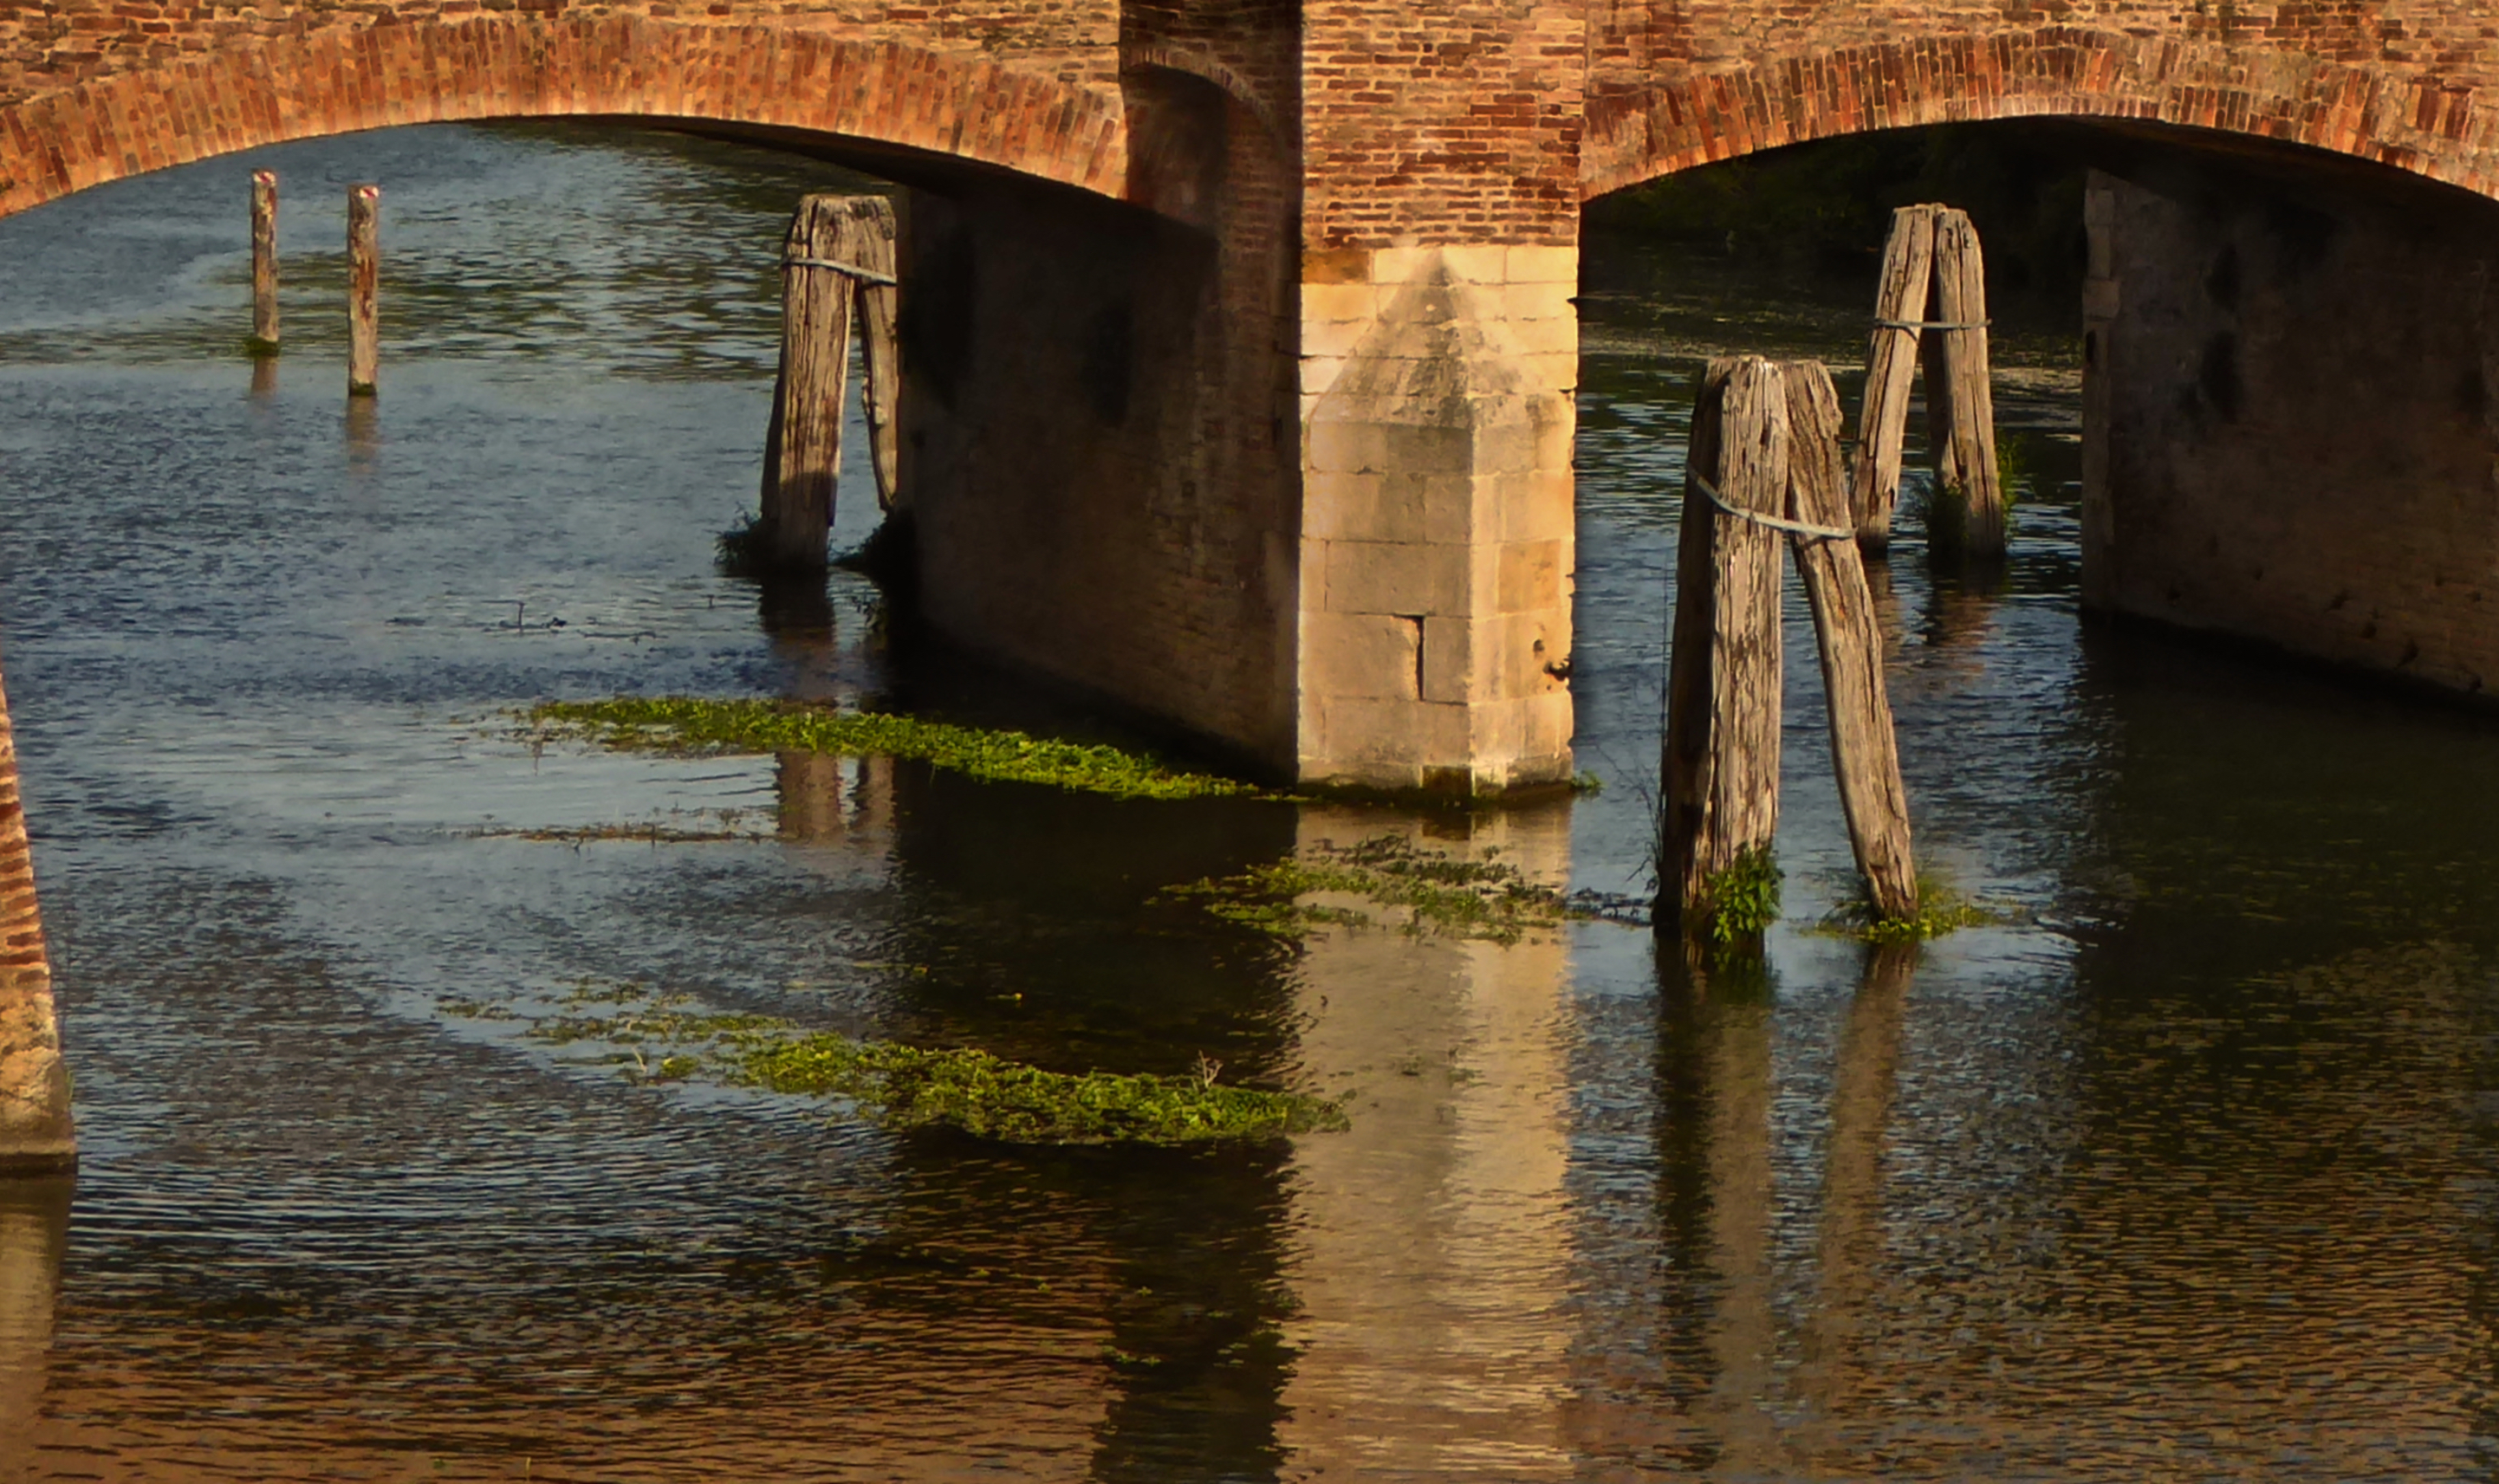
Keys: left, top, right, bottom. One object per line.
{"left": 1665, "top": 356, "right": 1919, "bottom": 939}
{"left": 1663, "top": 357, "right": 1788, "bottom": 937}
{"left": 1848, "top": 204, "right": 2003, "bottom": 557}
{"left": 249, "top": 170, "right": 279, "bottom": 356}
{"left": 1782, "top": 361, "right": 1918, "bottom": 920}
{"left": 758, "top": 194, "right": 901, "bottom": 570}
{"left": 346, "top": 185, "right": 380, "bottom": 398}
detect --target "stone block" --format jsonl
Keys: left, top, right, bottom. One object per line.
{"left": 1307, "top": 417, "right": 1388, "bottom": 474}
{"left": 1301, "top": 313, "right": 1374, "bottom": 360}
{"left": 1498, "top": 469, "right": 1576, "bottom": 541}
{"left": 1326, "top": 538, "right": 1470, "bottom": 615}
{"left": 1496, "top": 539, "right": 1568, "bottom": 613}
{"left": 1304, "top": 609, "right": 1421, "bottom": 701}
{"left": 1303, "top": 247, "right": 1374, "bottom": 285}
{"left": 1507, "top": 246, "right": 1580, "bottom": 283}
{"left": 1370, "top": 246, "right": 1437, "bottom": 287}
{"left": 1424, "top": 609, "right": 1573, "bottom": 702}
{"left": 1303, "top": 470, "right": 1392, "bottom": 540}
{"left": 1302, "top": 282, "right": 1381, "bottom": 324}
{"left": 1418, "top": 614, "right": 1477, "bottom": 702}
{"left": 1522, "top": 352, "right": 1581, "bottom": 395}
{"left": 1381, "top": 418, "right": 1489, "bottom": 476}
{"left": 1530, "top": 392, "right": 1577, "bottom": 470}
{"left": 1301, "top": 354, "right": 1347, "bottom": 398}
{"left": 1439, "top": 243, "right": 1509, "bottom": 282}
{"left": 1302, "top": 697, "right": 1472, "bottom": 784}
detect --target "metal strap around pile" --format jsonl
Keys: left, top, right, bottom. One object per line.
{"left": 1691, "top": 472, "right": 1855, "bottom": 542}
{"left": 783, "top": 256, "right": 899, "bottom": 286}
{"left": 1873, "top": 316, "right": 1989, "bottom": 331}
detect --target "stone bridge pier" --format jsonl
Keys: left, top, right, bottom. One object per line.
{"left": 2082, "top": 140, "right": 2499, "bottom": 698}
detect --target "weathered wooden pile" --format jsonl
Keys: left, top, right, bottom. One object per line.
{"left": 1660, "top": 203, "right": 2002, "bottom": 943}
{"left": 757, "top": 192, "right": 902, "bottom": 573}
{"left": 240, "top": 172, "right": 386, "bottom": 399}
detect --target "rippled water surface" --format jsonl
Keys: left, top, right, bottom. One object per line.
{"left": 4, "top": 123, "right": 2499, "bottom": 1481}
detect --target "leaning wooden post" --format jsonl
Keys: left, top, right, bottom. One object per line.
{"left": 1662, "top": 357, "right": 1788, "bottom": 940}
{"left": 0, "top": 663, "right": 73, "bottom": 1175}
{"left": 1919, "top": 209, "right": 2003, "bottom": 554}
{"left": 1848, "top": 205, "right": 1937, "bottom": 550}
{"left": 1782, "top": 360, "right": 1918, "bottom": 920}
{"left": 849, "top": 199, "right": 904, "bottom": 514}
{"left": 761, "top": 195, "right": 897, "bottom": 570}
{"left": 249, "top": 170, "right": 280, "bottom": 356}
{"left": 346, "top": 185, "right": 380, "bottom": 398}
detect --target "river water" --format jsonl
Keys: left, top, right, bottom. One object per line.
{"left": 1, "top": 123, "right": 2496, "bottom": 1481}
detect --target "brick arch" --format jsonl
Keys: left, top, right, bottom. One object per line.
{"left": 1582, "top": 28, "right": 2499, "bottom": 204}
{"left": 0, "top": 16, "right": 1131, "bottom": 222}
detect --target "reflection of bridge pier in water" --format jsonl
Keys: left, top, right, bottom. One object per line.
{"left": 0, "top": 1174, "right": 68, "bottom": 1448}
{"left": 1275, "top": 804, "right": 1577, "bottom": 1481}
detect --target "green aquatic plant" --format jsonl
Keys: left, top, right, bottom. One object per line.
{"left": 525, "top": 696, "right": 1261, "bottom": 801}
{"left": 1698, "top": 846, "right": 1783, "bottom": 945}
{"left": 1165, "top": 834, "right": 1575, "bottom": 946}
{"left": 730, "top": 1034, "right": 1346, "bottom": 1146}
{"left": 1995, "top": 433, "right": 2030, "bottom": 509}
{"left": 1817, "top": 877, "right": 2006, "bottom": 943}
{"left": 508, "top": 981, "right": 1340, "bottom": 1145}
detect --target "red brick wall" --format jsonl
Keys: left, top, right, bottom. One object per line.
{"left": 1301, "top": 0, "right": 1585, "bottom": 249}
{"left": 0, "top": 12, "right": 1131, "bottom": 218}
{"left": 1585, "top": 21, "right": 2499, "bottom": 204}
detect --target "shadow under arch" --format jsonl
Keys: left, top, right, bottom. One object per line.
{"left": 0, "top": 16, "right": 1133, "bottom": 223}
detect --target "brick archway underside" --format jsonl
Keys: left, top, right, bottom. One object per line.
{"left": 0, "top": 16, "right": 1130, "bottom": 222}
{"left": 1583, "top": 28, "right": 2499, "bottom": 204}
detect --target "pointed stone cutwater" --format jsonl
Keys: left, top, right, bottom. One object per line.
{"left": 0, "top": 664, "right": 70, "bottom": 1176}
{"left": 1299, "top": 246, "right": 1577, "bottom": 795}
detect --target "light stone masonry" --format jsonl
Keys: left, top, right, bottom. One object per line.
{"left": 1298, "top": 244, "right": 1577, "bottom": 794}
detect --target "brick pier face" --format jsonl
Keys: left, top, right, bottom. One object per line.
{"left": 16, "top": 0, "right": 2499, "bottom": 1153}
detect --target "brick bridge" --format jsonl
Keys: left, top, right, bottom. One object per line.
{"left": 10, "top": 0, "right": 2499, "bottom": 1164}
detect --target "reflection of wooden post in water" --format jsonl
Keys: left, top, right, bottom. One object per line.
{"left": 1276, "top": 806, "right": 1575, "bottom": 1481}
{"left": 761, "top": 195, "right": 899, "bottom": 568}
{"left": 776, "top": 752, "right": 893, "bottom": 845}
{"left": 0, "top": 664, "right": 73, "bottom": 1173}
{"left": 1645, "top": 948, "right": 1788, "bottom": 1471}
{"left": 1799, "top": 943, "right": 1913, "bottom": 1442}
{"left": 249, "top": 170, "right": 280, "bottom": 355}
{"left": 250, "top": 355, "right": 278, "bottom": 399}
{"left": 1663, "top": 358, "right": 1786, "bottom": 935}
{"left": 344, "top": 395, "right": 380, "bottom": 483}
{"left": 0, "top": 1175, "right": 68, "bottom": 1447}
{"left": 346, "top": 185, "right": 380, "bottom": 398}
